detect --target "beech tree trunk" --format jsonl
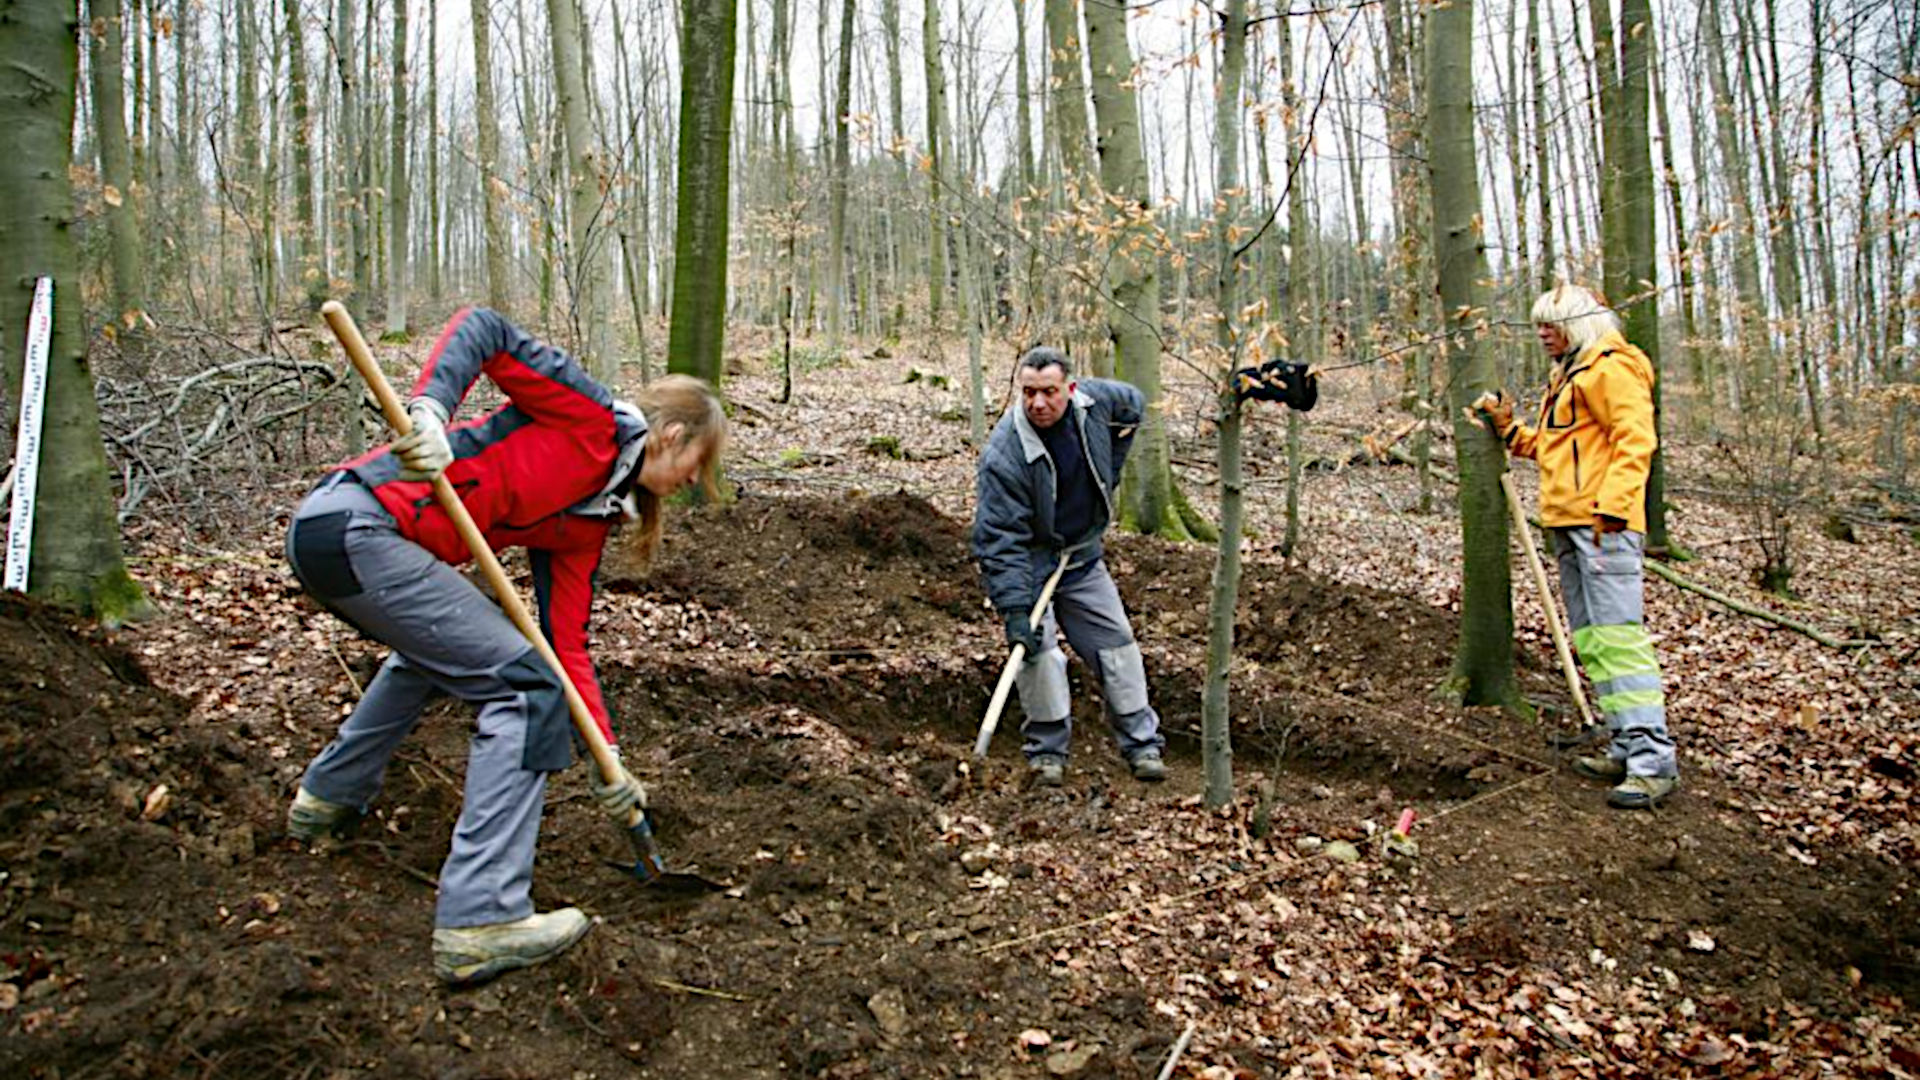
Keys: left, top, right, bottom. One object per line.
{"left": 667, "top": 0, "right": 737, "bottom": 385}
{"left": 1429, "top": 0, "right": 1517, "bottom": 707}
{"left": 1084, "top": 0, "right": 1207, "bottom": 542}
{"left": 0, "top": 1, "right": 149, "bottom": 622}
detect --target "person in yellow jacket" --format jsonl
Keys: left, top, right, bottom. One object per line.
{"left": 1471, "top": 284, "right": 1678, "bottom": 809}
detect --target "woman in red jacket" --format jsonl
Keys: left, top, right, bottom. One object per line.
{"left": 282, "top": 307, "right": 726, "bottom": 984}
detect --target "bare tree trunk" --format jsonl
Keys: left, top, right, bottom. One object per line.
{"left": 1616, "top": 0, "right": 1668, "bottom": 549}
{"left": 90, "top": 0, "right": 149, "bottom": 328}
{"left": 1046, "top": 0, "right": 1096, "bottom": 366}
{"left": 1528, "top": 0, "right": 1553, "bottom": 299}
{"left": 470, "top": 0, "right": 511, "bottom": 313}
{"left": 827, "top": 0, "right": 855, "bottom": 350}
{"left": 385, "top": 0, "right": 409, "bottom": 335}
{"left": 1702, "top": 0, "right": 1769, "bottom": 386}
{"left": 427, "top": 0, "right": 441, "bottom": 304}
{"left": 1805, "top": 0, "right": 1842, "bottom": 421}
{"left": 667, "top": 0, "right": 737, "bottom": 386}
{"left": 548, "top": 0, "right": 613, "bottom": 376}
{"left": 1586, "top": 0, "right": 1625, "bottom": 301}
{"left": 0, "top": 2, "right": 150, "bottom": 621}
{"left": 335, "top": 0, "right": 369, "bottom": 319}
{"left": 1430, "top": 0, "right": 1517, "bottom": 707}
{"left": 1013, "top": 0, "right": 1036, "bottom": 328}
{"left": 1279, "top": 11, "right": 1310, "bottom": 559}
{"left": 131, "top": 0, "right": 147, "bottom": 195}
{"left": 235, "top": 0, "right": 264, "bottom": 326}
{"left": 923, "top": 0, "right": 948, "bottom": 327}
{"left": 285, "top": 0, "right": 326, "bottom": 311}
{"left": 1201, "top": 0, "right": 1248, "bottom": 811}
{"left": 1650, "top": 40, "right": 1701, "bottom": 409}
{"left": 174, "top": 0, "right": 195, "bottom": 285}
{"left": 1084, "top": 0, "right": 1208, "bottom": 541}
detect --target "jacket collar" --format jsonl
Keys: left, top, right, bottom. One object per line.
{"left": 1012, "top": 386, "right": 1094, "bottom": 463}
{"left": 1572, "top": 329, "right": 1628, "bottom": 369}
{"left": 568, "top": 403, "right": 649, "bottom": 519}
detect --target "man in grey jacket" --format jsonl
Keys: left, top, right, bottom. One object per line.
{"left": 972, "top": 347, "right": 1167, "bottom": 787}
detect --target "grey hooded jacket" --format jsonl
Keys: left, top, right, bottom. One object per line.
{"left": 971, "top": 378, "right": 1144, "bottom": 615}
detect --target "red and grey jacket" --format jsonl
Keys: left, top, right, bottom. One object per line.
{"left": 336, "top": 307, "right": 645, "bottom": 743}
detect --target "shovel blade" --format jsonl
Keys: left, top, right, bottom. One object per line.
{"left": 611, "top": 812, "right": 728, "bottom": 893}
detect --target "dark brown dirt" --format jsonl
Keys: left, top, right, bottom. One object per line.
{"left": 1, "top": 494, "right": 1912, "bottom": 1077}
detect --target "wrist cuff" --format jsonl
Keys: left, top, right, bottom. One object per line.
{"left": 407, "top": 397, "right": 450, "bottom": 426}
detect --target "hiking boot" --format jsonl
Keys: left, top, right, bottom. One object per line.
{"left": 1028, "top": 755, "right": 1065, "bottom": 788}
{"left": 1570, "top": 754, "right": 1627, "bottom": 783}
{"left": 1608, "top": 774, "right": 1679, "bottom": 810}
{"left": 1547, "top": 723, "right": 1609, "bottom": 751}
{"left": 432, "top": 908, "right": 593, "bottom": 986}
{"left": 287, "top": 786, "right": 361, "bottom": 843}
{"left": 1129, "top": 751, "right": 1168, "bottom": 782}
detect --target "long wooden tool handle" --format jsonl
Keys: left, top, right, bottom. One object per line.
{"left": 972, "top": 553, "right": 1073, "bottom": 759}
{"left": 320, "top": 302, "right": 629, "bottom": 795}
{"left": 1500, "top": 471, "right": 1597, "bottom": 730}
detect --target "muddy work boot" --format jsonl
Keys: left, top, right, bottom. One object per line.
{"left": 1028, "top": 755, "right": 1066, "bottom": 788}
{"left": 1570, "top": 754, "right": 1627, "bottom": 784}
{"left": 1129, "top": 751, "right": 1168, "bottom": 783}
{"left": 286, "top": 786, "right": 361, "bottom": 843}
{"left": 1607, "top": 774, "right": 1679, "bottom": 810}
{"left": 433, "top": 908, "right": 593, "bottom": 986}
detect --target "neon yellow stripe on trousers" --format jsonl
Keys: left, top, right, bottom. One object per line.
{"left": 1573, "top": 623, "right": 1662, "bottom": 683}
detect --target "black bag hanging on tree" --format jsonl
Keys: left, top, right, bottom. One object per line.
{"left": 1232, "top": 358, "right": 1319, "bottom": 412}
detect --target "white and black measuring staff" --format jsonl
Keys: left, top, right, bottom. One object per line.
{"left": 5, "top": 277, "right": 53, "bottom": 592}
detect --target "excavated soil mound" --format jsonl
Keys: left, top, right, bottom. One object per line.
{"left": 612, "top": 489, "right": 981, "bottom": 652}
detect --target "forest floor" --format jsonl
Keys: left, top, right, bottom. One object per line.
{"left": 2, "top": 323, "right": 1917, "bottom": 1078}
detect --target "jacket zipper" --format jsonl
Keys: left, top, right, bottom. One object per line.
{"left": 1075, "top": 406, "right": 1115, "bottom": 526}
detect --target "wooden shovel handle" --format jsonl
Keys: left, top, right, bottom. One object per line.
{"left": 320, "top": 303, "right": 630, "bottom": 798}
{"left": 972, "top": 553, "right": 1074, "bottom": 759}
{"left": 1499, "top": 471, "right": 1597, "bottom": 730}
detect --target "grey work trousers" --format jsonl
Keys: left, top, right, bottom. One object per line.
{"left": 287, "top": 475, "right": 568, "bottom": 929}
{"left": 1551, "top": 526, "right": 1678, "bottom": 778}
{"left": 1013, "top": 558, "right": 1165, "bottom": 763}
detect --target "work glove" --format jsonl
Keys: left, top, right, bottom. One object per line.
{"left": 1232, "top": 359, "right": 1319, "bottom": 411}
{"left": 590, "top": 757, "right": 649, "bottom": 820}
{"left": 1002, "top": 609, "right": 1041, "bottom": 657}
{"left": 1466, "top": 390, "right": 1514, "bottom": 435}
{"left": 1594, "top": 514, "right": 1628, "bottom": 537}
{"left": 392, "top": 398, "right": 453, "bottom": 481}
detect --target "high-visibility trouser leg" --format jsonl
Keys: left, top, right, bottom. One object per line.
{"left": 1553, "top": 527, "right": 1677, "bottom": 779}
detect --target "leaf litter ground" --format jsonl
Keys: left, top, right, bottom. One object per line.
{"left": 1, "top": 327, "right": 1916, "bottom": 1078}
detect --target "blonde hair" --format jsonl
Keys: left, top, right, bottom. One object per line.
{"left": 1530, "top": 284, "right": 1621, "bottom": 352}
{"left": 621, "top": 375, "right": 728, "bottom": 571}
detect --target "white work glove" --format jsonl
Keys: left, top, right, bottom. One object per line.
{"left": 590, "top": 757, "right": 648, "bottom": 820}
{"left": 392, "top": 398, "right": 453, "bottom": 481}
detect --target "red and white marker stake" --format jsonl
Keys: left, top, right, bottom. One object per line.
{"left": 5, "top": 277, "right": 53, "bottom": 593}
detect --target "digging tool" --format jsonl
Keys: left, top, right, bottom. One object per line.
{"left": 972, "top": 554, "right": 1073, "bottom": 759}
{"left": 1498, "top": 470, "right": 1598, "bottom": 735}
{"left": 320, "top": 301, "right": 716, "bottom": 892}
